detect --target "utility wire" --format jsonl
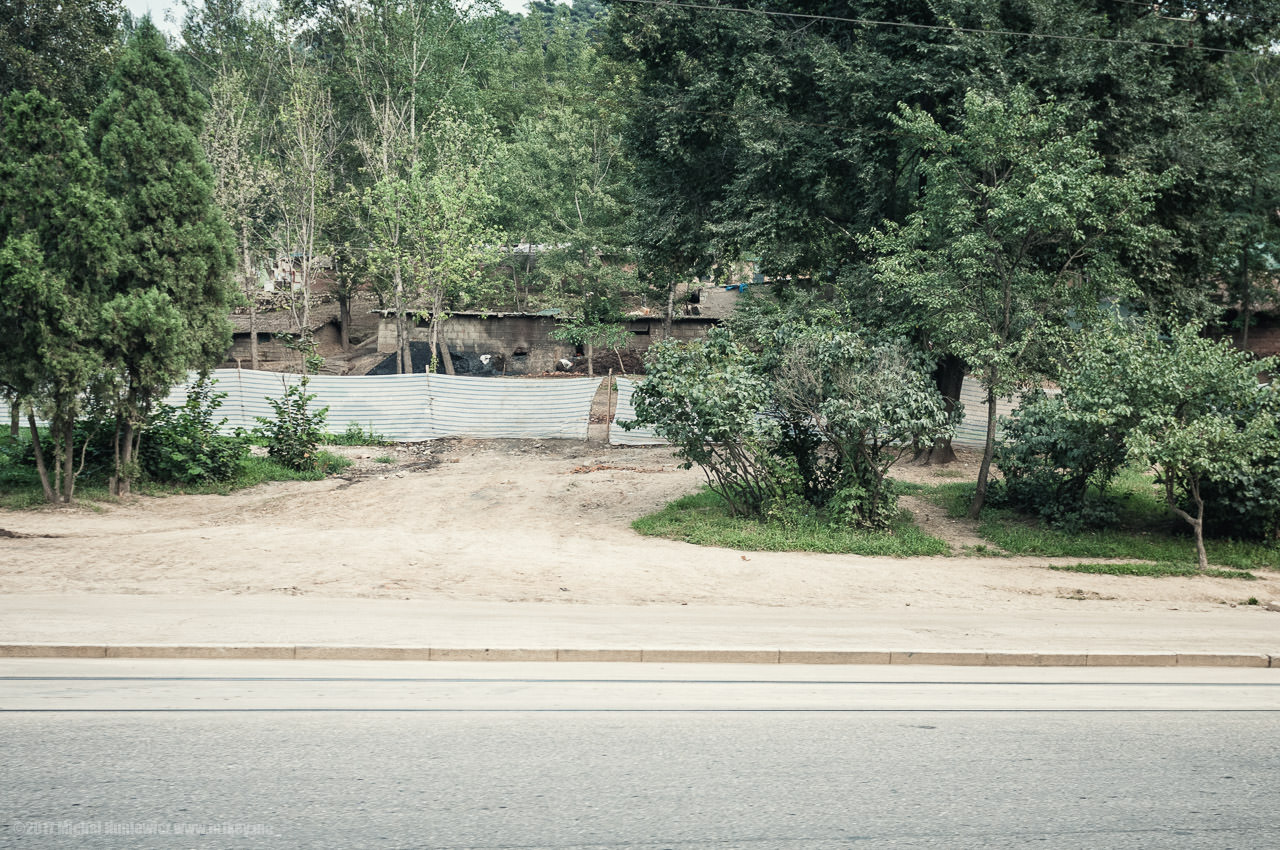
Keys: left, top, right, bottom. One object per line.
{"left": 610, "top": 0, "right": 1254, "bottom": 55}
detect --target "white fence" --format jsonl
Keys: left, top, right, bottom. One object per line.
{"left": 165, "top": 370, "right": 601, "bottom": 441}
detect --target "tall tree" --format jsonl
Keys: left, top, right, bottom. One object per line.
{"left": 870, "top": 89, "right": 1159, "bottom": 517}
{"left": 89, "top": 19, "right": 236, "bottom": 496}
{"left": 339, "top": 0, "right": 500, "bottom": 373}
{"left": 0, "top": 91, "right": 119, "bottom": 502}
{"left": 0, "top": 0, "right": 122, "bottom": 119}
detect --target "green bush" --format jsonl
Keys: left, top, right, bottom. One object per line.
{"left": 992, "top": 390, "right": 1128, "bottom": 532}
{"left": 255, "top": 378, "right": 329, "bottom": 472}
{"left": 625, "top": 322, "right": 951, "bottom": 529}
{"left": 141, "top": 375, "right": 249, "bottom": 484}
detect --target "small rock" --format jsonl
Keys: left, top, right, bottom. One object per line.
{"left": 1265, "top": 600, "right": 1280, "bottom": 613}
{"left": 395, "top": 472, "right": 405, "bottom": 478}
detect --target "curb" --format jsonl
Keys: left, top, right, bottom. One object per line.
{"left": 1, "top": 645, "right": 1277, "bottom": 668}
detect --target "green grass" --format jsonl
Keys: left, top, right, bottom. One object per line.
{"left": 922, "top": 475, "right": 1280, "bottom": 573}
{"left": 0, "top": 447, "right": 352, "bottom": 508}
{"left": 374, "top": 455, "right": 394, "bottom": 464}
{"left": 1049, "top": 562, "right": 1257, "bottom": 580}
{"left": 632, "top": 487, "right": 950, "bottom": 557}
{"left": 323, "top": 423, "right": 390, "bottom": 446}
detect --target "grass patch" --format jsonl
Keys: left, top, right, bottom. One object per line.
{"left": 1049, "top": 562, "right": 1257, "bottom": 580}
{"left": 323, "top": 422, "right": 390, "bottom": 446}
{"left": 632, "top": 487, "right": 949, "bottom": 556}
{"left": 374, "top": 455, "right": 394, "bottom": 464}
{"left": 920, "top": 477, "right": 1280, "bottom": 572}
{"left": 0, "top": 447, "right": 352, "bottom": 507}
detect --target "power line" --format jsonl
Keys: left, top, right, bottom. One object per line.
{"left": 610, "top": 0, "right": 1252, "bottom": 55}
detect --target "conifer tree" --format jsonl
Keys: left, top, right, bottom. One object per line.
{"left": 0, "top": 91, "right": 119, "bottom": 502}
{"left": 89, "top": 19, "right": 236, "bottom": 496}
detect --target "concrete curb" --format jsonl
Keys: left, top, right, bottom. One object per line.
{"left": 1, "top": 644, "right": 1277, "bottom": 668}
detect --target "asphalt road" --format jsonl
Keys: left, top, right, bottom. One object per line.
{"left": 2, "top": 661, "right": 1278, "bottom": 849}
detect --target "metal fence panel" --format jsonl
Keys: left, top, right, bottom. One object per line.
{"left": 163, "top": 370, "right": 602, "bottom": 441}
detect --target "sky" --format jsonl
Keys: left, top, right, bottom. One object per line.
{"left": 124, "top": 0, "right": 533, "bottom": 34}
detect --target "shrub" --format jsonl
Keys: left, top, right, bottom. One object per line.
{"left": 141, "top": 374, "right": 249, "bottom": 484}
{"left": 255, "top": 377, "right": 329, "bottom": 472}
{"left": 625, "top": 324, "right": 951, "bottom": 529}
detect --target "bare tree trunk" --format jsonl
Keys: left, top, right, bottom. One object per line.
{"left": 114, "top": 418, "right": 135, "bottom": 498}
{"left": 916, "top": 355, "right": 964, "bottom": 465}
{"left": 9, "top": 399, "right": 18, "bottom": 438}
{"left": 968, "top": 386, "right": 999, "bottom": 519}
{"left": 338, "top": 289, "right": 352, "bottom": 351}
{"left": 242, "top": 226, "right": 259, "bottom": 370}
{"left": 664, "top": 282, "right": 675, "bottom": 339}
{"left": 61, "top": 417, "right": 75, "bottom": 503}
{"left": 394, "top": 264, "right": 408, "bottom": 374}
{"left": 587, "top": 341, "right": 595, "bottom": 378}
{"left": 26, "top": 410, "right": 55, "bottom": 503}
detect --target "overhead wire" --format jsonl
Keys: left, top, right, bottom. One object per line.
{"left": 609, "top": 0, "right": 1257, "bottom": 55}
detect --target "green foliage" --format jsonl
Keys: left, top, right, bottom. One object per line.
{"left": 90, "top": 20, "right": 236, "bottom": 493}
{"left": 632, "top": 488, "right": 949, "bottom": 557}
{"left": 140, "top": 374, "right": 249, "bottom": 484}
{"left": 0, "top": 0, "right": 122, "bottom": 119}
{"left": 990, "top": 319, "right": 1280, "bottom": 565}
{"left": 1048, "top": 563, "right": 1256, "bottom": 581}
{"left": 627, "top": 323, "right": 950, "bottom": 529}
{"left": 0, "top": 89, "right": 119, "bottom": 502}
{"left": 255, "top": 378, "right": 329, "bottom": 472}
{"left": 870, "top": 88, "right": 1160, "bottom": 516}
{"left": 325, "top": 422, "right": 389, "bottom": 447}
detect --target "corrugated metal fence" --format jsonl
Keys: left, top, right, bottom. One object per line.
{"left": 162, "top": 370, "right": 1019, "bottom": 446}
{"left": 165, "top": 370, "right": 601, "bottom": 441}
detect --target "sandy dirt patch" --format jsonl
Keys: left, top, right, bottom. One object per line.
{"left": 0, "top": 440, "right": 1274, "bottom": 613}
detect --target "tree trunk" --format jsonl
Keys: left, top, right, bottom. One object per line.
{"left": 338, "top": 289, "right": 352, "bottom": 351}
{"left": 664, "top": 283, "right": 675, "bottom": 339}
{"left": 61, "top": 416, "right": 75, "bottom": 503}
{"left": 9, "top": 399, "right": 18, "bottom": 438}
{"left": 394, "top": 264, "right": 408, "bottom": 374}
{"left": 114, "top": 418, "right": 135, "bottom": 498}
{"left": 586, "top": 341, "right": 595, "bottom": 378}
{"left": 968, "top": 386, "right": 999, "bottom": 519}
{"left": 27, "top": 410, "right": 55, "bottom": 503}
{"left": 1239, "top": 241, "right": 1252, "bottom": 352}
{"left": 242, "top": 226, "right": 259, "bottom": 370}
{"left": 916, "top": 354, "right": 964, "bottom": 465}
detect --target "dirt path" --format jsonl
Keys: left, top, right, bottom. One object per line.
{"left": 0, "top": 441, "right": 1273, "bottom": 613}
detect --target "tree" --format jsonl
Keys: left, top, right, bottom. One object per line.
{"left": 339, "top": 0, "right": 501, "bottom": 374}
{"left": 0, "top": 0, "right": 122, "bottom": 119}
{"left": 203, "top": 65, "right": 274, "bottom": 369}
{"left": 0, "top": 91, "right": 119, "bottom": 503}
{"left": 89, "top": 19, "right": 236, "bottom": 496}
{"left": 1123, "top": 324, "right": 1280, "bottom": 571}
{"left": 271, "top": 24, "right": 338, "bottom": 343}
{"left": 869, "top": 89, "right": 1158, "bottom": 518}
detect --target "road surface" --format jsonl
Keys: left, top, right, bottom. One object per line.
{"left": 2, "top": 661, "right": 1277, "bottom": 849}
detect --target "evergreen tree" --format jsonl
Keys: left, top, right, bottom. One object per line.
{"left": 0, "top": 91, "right": 120, "bottom": 502}
{"left": 89, "top": 19, "right": 236, "bottom": 496}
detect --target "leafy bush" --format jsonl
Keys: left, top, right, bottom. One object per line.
{"left": 626, "top": 323, "right": 951, "bottom": 529}
{"left": 255, "top": 378, "right": 329, "bottom": 472}
{"left": 141, "top": 375, "right": 249, "bottom": 484}
{"left": 995, "top": 319, "right": 1280, "bottom": 564}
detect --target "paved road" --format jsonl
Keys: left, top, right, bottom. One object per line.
{"left": 2, "top": 661, "right": 1278, "bottom": 849}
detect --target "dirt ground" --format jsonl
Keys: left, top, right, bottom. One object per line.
{"left": 0, "top": 440, "right": 1274, "bottom": 612}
